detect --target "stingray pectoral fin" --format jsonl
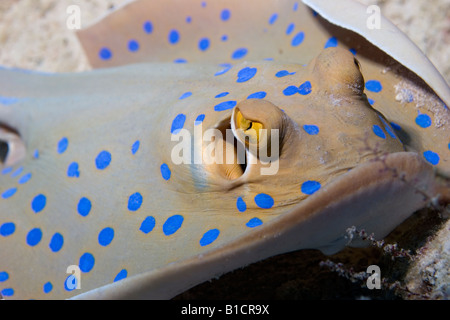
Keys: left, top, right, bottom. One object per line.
{"left": 72, "top": 152, "right": 434, "bottom": 300}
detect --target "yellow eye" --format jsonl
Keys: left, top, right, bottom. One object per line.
{"left": 235, "top": 111, "right": 263, "bottom": 144}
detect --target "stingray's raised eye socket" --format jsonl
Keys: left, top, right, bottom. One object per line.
{"left": 0, "top": 125, "right": 26, "bottom": 168}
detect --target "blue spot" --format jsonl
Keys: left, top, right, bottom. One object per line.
{"left": 132, "top": 140, "right": 140, "bottom": 154}
{"left": 293, "top": 2, "right": 299, "bottom": 11}
{"left": 221, "top": 34, "right": 228, "bottom": 41}
{"left": 143, "top": 21, "right": 153, "bottom": 34}
{"left": 18, "top": 172, "right": 32, "bottom": 184}
{"left": 303, "top": 125, "right": 319, "bottom": 135}
{"left": 171, "top": 114, "right": 186, "bottom": 134}
{"left": 77, "top": 197, "right": 91, "bottom": 217}
{"left": 31, "top": 194, "right": 46, "bottom": 213}
{"left": 269, "top": 13, "right": 278, "bottom": 25}
{"left": 2, "top": 188, "right": 17, "bottom": 199}
{"left": 163, "top": 215, "right": 184, "bottom": 236}
{"left": 1, "top": 167, "right": 12, "bottom": 175}
{"left": 368, "top": 98, "right": 375, "bottom": 105}
{"left": 95, "top": 150, "right": 112, "bottom": 170}
{"left": 276, "top": 70, "right": 296, "bottom": 78}
{"left": 201, "top": 1, "right": 206, "bottom": 7}
{"left": 114, "top": 269, "right": 128, "bottom": 282}
{"left": 214, "top": 100, "right": 237, "bottom": 112}
{"left": 237, "top": 67, "right": 257, "bottom": 83}
{"left": 286, "top": 23, "right": 295, "bottom": 35}
{"left": 415, "top": 113, "right": 432, "bottom": 128}
{"left": 246, "top": 217, "right": 263, "bottom": 228}
{"left": 291, "top": 32, "right": 305, "bottom": 46}
{"left": 366, "top": 80, "right": 383, "bottom": 93}
{"left": 0, "top": 271, "right": 9, "bottom": 282}
{"left": 49, "top": 233, "right": 64, "bottom": 252}
{"left": 67, "top": 162, "right": 80, "bottom": 178}
{"left": 221, "top": 9, "right": 231, "bottom": 21}
{"left": 98, "top": 227, "right": 114, "bottom": 246}
{"left": 231, "top": 48, "right": 248, "bottom": 60}
{"left": 168, "top": 30, "right": 180, "bottom": 44}
{"left": 11, "top": 167, "right": 23, "bottom": 178}
{"left": 378, "top": 116, "right": 397, "bottom": 139}
{"left": 79, "top": 253, "right": 95, "bottom": 273}
{"left": 179, "top": 92, "right": 192, "bottom": 100}
{"left": 128, "top": 192, "right": 143, "bottom": 212}
{"left": 200, "top": 229, "right": 220, "bottom": 246}
{"left": 128, "top": 39, "right": 139, "bottom": 52}
{"left": 43, "top": 282, "right": 53, "bottom": 294}
{"left": 349, "top": 48, "right": 357, "bottom": 55}
{"left": 99, "top": 48, "right": 112, "bottom": 60}
{"left": 247, "top": 91, "right": 267, "bottom": 99}
{"left": 298, "top": 81, "right": 312, "bottom": 95}
{"left": 0, "top": 96, "right": 19, "bottom": 106}
{"left": 236, "top": 197, "right": 246, "bottom": 212}
{"left": 215, "top": 92, "right": 229, "bottom": 98}
{"left": 283, "top": 85, "right": 298, "bottom": 96}
{"left": 140, "top": 216, "right": 156, "bottom": 234}
{"left": 198, "top": 38, "right": 210, "bottom": 51}
{"left": 324, "top": 37, "right": 338, "bottom": 48}
{"left": 1, "top": 288, "right": 14, "bottom": 297}
{"left": 64, "top": 274, "right": 77, "bottom": 291}
{"left": 160, "top": 163, "right": 171, "bottom": 180}
{"left": 215, "top": 63, "right": 232, "bottom": 76}
{"left": 423, "top": 151, "right": 440, "bottom": 165}
{"left": 254, "top": 193, "right": 274, "bottom": 209}
{"left": 26, "top": 228, "right": 42, "bottom": 247}
{"left": 391, "top": 122, "right": 402, "bottom": 131}
{"left": 174, "top": 58, "right": 187, "bottom": 63}
{"left": 33, "top": 149, "right": 39, "bottom": 158}
{"left": 58, "top": 137, "right": 68, "bottom": 154}
{"left": 195, "top": 114, "right": 205, "bottom": 125}
{"left": 301, "top": 180, "right": 321, "bottom": 195}
{"left": 0, "top": 222, "right": 15, "bottom": 237}
{"left": 372, "top": 124, "right": 386, "bottom": 139}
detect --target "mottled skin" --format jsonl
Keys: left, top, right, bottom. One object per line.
{"left": 0, "top": 0, "right": 447, "bottom": 299}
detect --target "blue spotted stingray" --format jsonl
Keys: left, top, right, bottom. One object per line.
{"left": 0, "top": 0, "right": 448, "bottom": 299}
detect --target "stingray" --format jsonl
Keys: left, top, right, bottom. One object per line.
{"left": 0, "top": 0, "right": 448, "bottom": 300}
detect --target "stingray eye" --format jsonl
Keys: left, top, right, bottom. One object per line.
{"left": 235, "top": 110, "right": 264, "bottom": 145}
{"left": 0, "top": 125, "right": 26, "bottom": 168}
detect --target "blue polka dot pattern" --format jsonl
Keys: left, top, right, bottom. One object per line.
{"left": 128, "top": 39, "right": 140, "bottom": 52}
{"left": 221, "top": 9, "right": 231, "bottom": 21}
{"left": 215, "top": 63, "right": 232, "bottom": 76}
{"left": 49, "top": 233, "right": 64, "bottom": 252}
{"left": 171, "top": 114, "right": 186, "bottom": 134}
{"left": 269, "top": 13, "right": 278, "bottom": 25}
{"left": 128, "top": 192, "right": 143, "bottom": 211}
{"left": 276, "top": 70, "right": 296, "bottom": 77}
{"left": 214, "top": 100, "right": 237, "bottom": 112}
{"left": 67, "top": 162, "right": 80, "bottom": 178}
{"left": 98, "top": 227, "right": 115, "bottom": 246}
{"left": 140, "top": 216, "right": 156, "bottom": 234}
{"left": 298, "top": 81, "right": 312, "bottom": 95}
{"left": 391, "top": 122, "right": 402, "bottom": 131}
{"left": 291, "top": 32, "right": 305, "bottom": 46}
{"left": 236, "top": 197, "right": 246, "bottom": 212}
{"left": 143, "top": 21, "right": 153, "bottom": 34}
{"left": 18, "top": 172, "right": 32, "bottom": 184}
{"left": 43, "top": 282, "right": 53, "bottom": 294}
{"left": 95, "top": 151, "right": 112, "bottom": 170}
{"left": 114, "top": 269, "right": 128, "bottom": 282}
{"left": 31, "top": 194, "right": 46, "bottom": 213}
{"left": 179, "top": 92, "right": 192, "bottom": 100}
{"left": 372, "top": 124, "right": 386, "bottom": 139}
{"left": 301, "top": 180, "right": 321, "bottom": 195}
{"left": 283, "top": 85, "right": 299, "bottom": 96}
{"left": 237, "top": 67, "right": 257, "bottom": 83}
{"left": 99, "top": 48, "right": 112, "bottom": 60}
{"left": 246, "top": 217, "right": 263, "bottom": 228}
{"left": 26, "top": 228, "right": 42, "bottom": 247}
{"left": 303, "top": 125, "right": 319, "bottom": 135}
{"left": 2, "top": 188, "right": 17, "bottom": 199}
{"left": 198, "top": 38, "right": 210, "bottom": 51}
{"left": 423, "top": 150, "right": 440, "bottom": 165}
{"left": 200, "top": 229, "right": 220, "bottom": 246}
{"left": 163, "top": 215, "right": 184, "bottom": 236}
{"left": 195, "top": 114, "right": 205, "bottom": 125}
{"left": 254, "top": 193, "right": 274, "bottom": 209}
{"left": 1, "top": 288, "right": 14, "bottom": 297}
{"left": 132, "top": 140, "right": 140, "bottom": 154}
{"left": 415, "top": 114, "right": 432, "bottom": 128}
{"left": 366, "top": 80, "right": 383, "bottom": 93}
{"left": 0, "top": 271, "right": 9, "bottom": 282}
{"left": 324, "top": 37, "right": 338, "bottom": 48}
{"left": 160, "top": 163, "right": 171, "bottom": 180}
{"left": 286, "top": 23, "right": 295, "bottom": 35}
{"left": 0, "top": 222, "right": 15, "bottom": 237}
{"left": 231, "top": 48, "right": 248, "bottom": 60}
{"left": 11, "top": 167, "right": 23, "bottom": 178}
{"left": 168, "top": 30, "right": 180, "bottom": 44}
{"left": 79, "top": 253, "right": 95, "bottom": 273}
{"left": 77, "top": 197, "right": 92, "bottom": 217}
{"left": 58, "top": 137, "right": 68, "bottom": 154}
{"left": 247, "top": 91, "right": 267, "bottom": 99}
{"left": 215, "top": 92, "right": 229, "bottom": 98}
{"left": 64, "top": 274, "right": 77, "bottom": 291}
